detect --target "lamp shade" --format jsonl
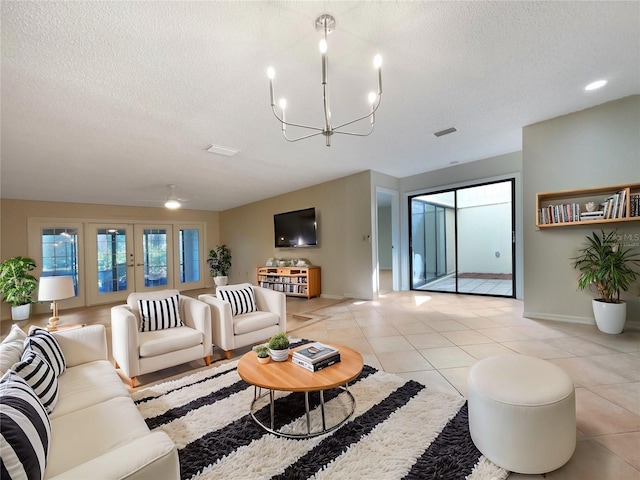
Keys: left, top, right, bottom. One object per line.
{"left": 38, "top": 276, "right": 75, "bottom": 301}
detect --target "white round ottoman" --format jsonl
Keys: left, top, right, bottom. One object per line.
{"left": 467, "top": 354, "right": 576, "bottom": 474}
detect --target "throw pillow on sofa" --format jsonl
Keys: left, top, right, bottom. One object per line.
{"left": 217, "top": 287, "right": 257, "bottom": 316}
{"left": 0, "top": 370, "right": 51, "bottom": 480}
{"left": 14, "top": 350, "right": 58, "bottom": 414}
{"left": 23, "top": 327, "right": 66, "bottom": 377}
{"left": 0, "top": 325, "right": 27, "bottom": 375}
{"left": 138, "top": 294, "right": 184, "bottom": 332}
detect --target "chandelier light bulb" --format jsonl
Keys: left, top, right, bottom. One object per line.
{"left": 319, "top": 39, "right": 328, "bottom": 54}
{"left": 278, "top": 98, "right": 287, "bottom": 110}
{"left": 373, "top": 54, "right": 382, "bottom": 69}
{"left": 368, "top": 92, "right": 377, "bottom": 104}
{"left": 267, "top": 67, "right": 275, "bottom": 79}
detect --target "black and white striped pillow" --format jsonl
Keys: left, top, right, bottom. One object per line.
{"left": 218, "top": 287, "right": 257, "bottom": 316}
{"left": 0, "top": 370, "right": 51, "bottom": 480}
{"left": 23, "top": 327, "right": 66, "bottom": 377}
{"left": 138, "top": 295, "right": 184, "bottom": 332}
{"left": 14, "top": 351, "right": 58, "bottom": 414}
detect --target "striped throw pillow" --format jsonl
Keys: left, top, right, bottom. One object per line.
{"left": 218, "top": 287, "right": 257, "bottom": 316}
{"left": 0, "top": 371, "right": 51, "bottom": 480}
{"left": 138, "top": 295, "right": 184, "bottom": 332}
{"left": 23, "top": 327, "right": 66, "bottom": 377}
{"left": 14, "top": 351, "right": 58, "bottom": 414}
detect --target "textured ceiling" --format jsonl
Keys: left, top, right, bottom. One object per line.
{"left": 1, "top": 1, "right": 639, "bottom": 211}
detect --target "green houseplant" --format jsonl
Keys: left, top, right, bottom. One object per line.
{"left": 572, "top": 229, "right": 639, "bottom": 334}
{"left": 0, "top": 256, "right": 38, "bottom": 321}
{"left": 255, "top": 345, "right": 270, "bottom": 364}
{"left": 267, "top": 332, "right": 290, "bottom": 362}
{"left": 207, "top": 245, "right": 232, "bottom": 287}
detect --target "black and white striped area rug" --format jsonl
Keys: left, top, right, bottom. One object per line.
{"left": 132, "top": 360, "right": 508, "bottom": 480}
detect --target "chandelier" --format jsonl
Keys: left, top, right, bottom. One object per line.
{"left": 267, "top": 14, "right": 382, "bottom": 147}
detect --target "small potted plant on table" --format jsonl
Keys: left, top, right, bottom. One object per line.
{"left": 0, "top": 256, "right": 38, "bottom": 321}
{"left": 267, "top": 332, "right": 290, "bottom": 362}
{"left": 572, "top": 229, "right": 639, "bottom": 334}
{"left": 255, "top": 345, "right": 271, "bottom": 364}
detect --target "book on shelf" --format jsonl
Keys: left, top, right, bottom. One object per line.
{"left": 601, "top": 190, "right": 627, "bottom": 219}
{"left": 293, "top": 342, "right": 339, "bottom": 363}
{"left": 538, "top": 202, "right": 581, "bottom": 225}
{"left": 630, "top": 193, "right": 640, "bottom": 217}
{"left": 292, "top": 352, "right": 341, "bottom": 372}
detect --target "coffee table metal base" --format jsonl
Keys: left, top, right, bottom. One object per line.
{"left": 249, "top": 384, "right": 356, "bottom": 439}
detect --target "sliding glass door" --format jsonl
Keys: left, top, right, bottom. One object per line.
{"left": 410, "top": 179, "right": 515, "bottom": 297}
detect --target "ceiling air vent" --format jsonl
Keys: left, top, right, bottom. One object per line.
{"left": 434, "top": 127, "right": 457, "bottom": 137}
{"left": 206, "top": 144, "right": 239, "bottom": 157}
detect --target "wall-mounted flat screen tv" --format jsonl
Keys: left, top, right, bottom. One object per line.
{"left": 274, "top": 207, "right": 317, "bottom": 248}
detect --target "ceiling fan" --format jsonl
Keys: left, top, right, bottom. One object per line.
{"left": 164, "top": 184, "right": 188, "bottom": 209}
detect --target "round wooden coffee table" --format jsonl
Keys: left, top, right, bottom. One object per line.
{"left": 238, "top": 344, "right": 363, "bottom": 438}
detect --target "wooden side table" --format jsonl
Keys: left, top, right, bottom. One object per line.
{"left": 238, "top": 344, "right": 363, "bottom": 438}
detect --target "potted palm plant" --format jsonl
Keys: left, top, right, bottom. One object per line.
{"left": 267, "top": 332, "right": 290, "bottom": 362}
{"left": 0, "top": 256, "right": 38, "bottom": 321}
{"left": 572, "top": 230, "right": 639, "bottom": 334}
{"left": 207, "top": 245, "right": 232, "bottom": 287}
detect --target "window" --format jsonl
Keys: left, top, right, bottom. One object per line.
{"left": 41, "top": 228, "right": 79, "bottom": 295}
{"left": 179, "top": 228, "right": 200, "bottom": 283}
{"left": 96, "top": 228, "right": 128, "bottom": 294}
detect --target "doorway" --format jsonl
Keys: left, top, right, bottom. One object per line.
{"left": 409, "top": 179, "right": 515, "bottom": 297}
{"left": 376, "top": 188, "right": 399, "bottom": 295}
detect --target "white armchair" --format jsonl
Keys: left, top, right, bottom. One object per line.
{"left": 111, "top": 289, "right": 212, "bottom": 387}
{"left": 199, "top": 283, "right": 286, "bottom": 359}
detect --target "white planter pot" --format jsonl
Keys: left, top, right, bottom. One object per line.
{"left": 11, "top": 304, "right": 31, "bottom": 321}
{"left": 214, "top": 276, "right": 228, "bottom": 287}
{"left": 269, "top": 348, "right": 289, "bottom": 362}
{"left": 592, "top": 299, "right": 626, "bottom": 334}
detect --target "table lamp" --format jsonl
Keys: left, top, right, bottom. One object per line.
{"left": 38, "top": 276, "right": 75, "bottom": 331}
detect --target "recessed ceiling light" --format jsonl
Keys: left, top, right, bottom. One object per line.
{"left": 585, "top": 80, "right": 607, "bottom": 91}
{"left": 206, "top": 144, "right": 239, "bottom": 156}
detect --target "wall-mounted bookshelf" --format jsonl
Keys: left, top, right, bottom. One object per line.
{"left": 536, "top": 183, "right": 640, "bottom": 228}
{"left": 256, "top": 266, "right": 321, "bottom": 299}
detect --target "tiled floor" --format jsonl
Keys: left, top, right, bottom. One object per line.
{"left": 418, "top": 274, "right": 514, "bottom": 296}
{"left": 7, "top": 289, "right": 638, "bottom": 479}
{"left": 287, "top": 291, "right": 640, "bottom": 480}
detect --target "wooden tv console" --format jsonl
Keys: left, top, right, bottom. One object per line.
{"left": 256, "top": 266, "right": 321, "bottom": 299}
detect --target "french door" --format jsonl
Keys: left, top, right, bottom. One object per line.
{"left": 410, "top": 179, "right": 515, "bottom": 297}
{"left": 86, "top": 224, "right": 173, "bottom": 304}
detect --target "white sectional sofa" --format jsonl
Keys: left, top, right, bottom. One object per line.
{"left": 0, "top": 324, "right": 179, "bottom": 479}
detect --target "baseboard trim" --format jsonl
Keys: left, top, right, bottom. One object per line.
{"left": 523, "top": 311, "right": 594, "bottom": 325}
{"left": 319, "top": 294, "right": 346, "bottom": 300}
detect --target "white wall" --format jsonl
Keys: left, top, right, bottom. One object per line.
{"left": 458, "top": 203, "right": 513, "bottom": 274}
{"left": 220, "top": 171, "right": 375, "bottom": 300}
{"left": 523, "top": 95, "right": 640, "bottom": 324}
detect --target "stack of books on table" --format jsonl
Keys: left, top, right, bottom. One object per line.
{"left": 292, "top": 342, "right": 340, "bottom": 372}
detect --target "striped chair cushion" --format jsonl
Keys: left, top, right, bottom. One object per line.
{"left": 23, "top": 327, "right": 66, "bottom": 377}
{"left": 138, "top": 295, "right": 184, "bottom": 332}
{"left": 217, "top": 287, "right": 257, "bottom": 316}
{"left": 14, "top": 350, "right": 58, "bottom": 414}
{"left": 0, "top": 371, "right": 51, "bottom": 480}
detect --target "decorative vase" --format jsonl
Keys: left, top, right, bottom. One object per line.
{"left": 592, "top": 299, "right": 626, "bottom": 334}
{"left": 269, "top": 348, "right": 289, "bottom": 362}
{"left": 214, "top": 276, "right": 228, "bottom": 287}
{"left": 257, "top": 356, "right": 270, "bottom": 364}
{"left": 11, "top": 304, "right": 31, "bottom": 321}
